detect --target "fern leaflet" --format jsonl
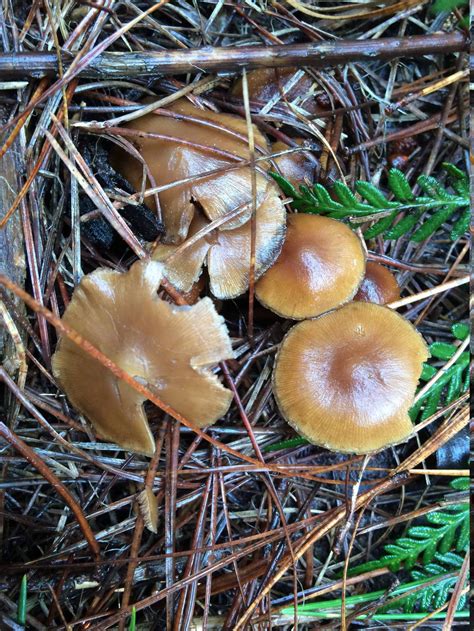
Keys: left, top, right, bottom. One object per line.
{"left": 410, "top": 322, "right": 469, "bottom": 423}
{"left": 348, "top": 478, "right": 469, "bottom": 575}
{"left": 271, "top": 163, "right": 469, "bottom": 242}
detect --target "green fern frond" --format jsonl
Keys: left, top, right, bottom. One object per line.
{"left": 381, "top": 552, "right": 467, "bottom": 614}
{"left": 410, "top": 322, "right": 469, "bottom": 423}
{"left": 348, "top": 478, "right": 469, "bottom": 576}
{"left": 271, "top": 163, "right": 469, "bottom": 242}
{"left": 431, "top": 0, "right": 468, "bottom": 14}
{"left": 278, "top": 482, "right": 468, "bottom": 622}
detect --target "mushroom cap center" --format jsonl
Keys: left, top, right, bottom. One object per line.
{"left": 302, "top": 340, "right": 409, "bottom": 426}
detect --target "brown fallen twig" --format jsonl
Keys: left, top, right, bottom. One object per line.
{"left": 0, "top": 32, "right": 467, "bottom": 80}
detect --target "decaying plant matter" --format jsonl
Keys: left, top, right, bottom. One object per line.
{"left": 0, "top": 2, "right": 469, "bottom": 630}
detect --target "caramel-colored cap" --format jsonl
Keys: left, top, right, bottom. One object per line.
{"left": 231, "top": 68, "right": 319, "bottom": 115}
{"left": 354, "top": 262, "right": 400, "bottom": 305}
{"left": 273, "top": 302, "right": 429, "bottom": 454}
{"left": 110, "top": 99, "right": 270, "bottom": 243}
{"left": 152, "top": 213, "right": 213, "bottom": 292}
{"left": 256, "top": 214, "right": 365, "bottom": 319}
{"left": 152, "top": 181, "right": 286, "bottom": 299}
{"left": 272, "top": 139, "right": 315, "bottom": 187}
{"left": 52, "top": 260, "right": 234, "bottom": 456}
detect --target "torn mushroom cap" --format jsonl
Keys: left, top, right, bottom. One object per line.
{"left": 272, "top": 139, "right": 316, "bottom": 187}
{"left": 354, "top": 262, "right": 401, "bottom": 305}
{"left": 255, "top": 214, "right": 366, "bottom": 320}
{"left": 110, "top": 99, "right": 271, "bottom": 244}
{"left": 273, "top": 302, "right": 429, "bottom": 454}
{"left": 232, "top": 68, "right": 319, "bottom": 115}
{"left": 152, "top": 181, "right": 287, "bottom": 300}
{"left": 51, "top": 260, "right": 234, "bottom": 456}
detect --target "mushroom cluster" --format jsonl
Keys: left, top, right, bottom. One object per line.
{"left": 53, "top": 84, "right": 426, "bottom": 458}
{"left": 250, "top": 212, "right": 427, "bottom": 453}
{"left": 110, "top": 99, "right": 286, "bottom": 299}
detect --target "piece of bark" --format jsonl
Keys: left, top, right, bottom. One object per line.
{"left": 0, "top": 107, "right": 25, "bottom": 358}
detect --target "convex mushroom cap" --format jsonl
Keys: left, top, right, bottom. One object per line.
{"left": 354, "top": 262, "right": 400, "bottom": 305}
{"left": 256, "top": 214, "right": 366, "bottom": 319}
{"left": 52, "top": 260, "right": 234, "bottom": 456}
{"left": 273, "top": 302, "right": 429, "bottom": 454}
{"left": 110, "top": 99, "right": 275, "bottom": 244}
{"left": 232, "top": 68, "right": 320, "bottom": 116}
{"left": 272, "top": 139, "right": 316, "bottom": 187}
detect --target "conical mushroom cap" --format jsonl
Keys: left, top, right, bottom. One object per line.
{"left": 354, "top": 262, "right": 400, "bottom": 305}
{"left": 52, "top": 260, "right": 234, "bottom": 456}
{"left": 110, "top": 99, "right": 271, "bottom": 243}
{"left": 256, "top": 214, "right": 366, "bottom": 319}
{"left": 273, "top": 302, "right": 429, "bottom": 454}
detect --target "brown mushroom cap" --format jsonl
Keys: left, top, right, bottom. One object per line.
{"left": 52, "top": 260, "right": 234, "bottom": 456}
{"left": 272, "top": 139, "right": 316, "bottom": 187}
{"left": 354, "top": 262, "right": 401, "bottom": 305}
{"left": 152, "top": 181, "right": 286, "bottom": 300}
{"left": 255, "top": 214, "right": 366, "bottom": 320}
{"left": 110, "top": 99, "right": 271, "bottom": 243}
{"left": 273, "top": 302, "right": 429, "bottom": 454}
{"left": 231, "top": 68, "right": 319, "bottom": 115}
{"left": 152, "top": 213, "right": 213, "bottom": 292}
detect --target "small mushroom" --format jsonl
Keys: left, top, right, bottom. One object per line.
{"left": 52, "top": 260, "right": 234, "bottom": 456}
{"left": 110, "top": 99, "right": 272, "bottom": 244}
{"left": 273, "top": 302, "right": 429, "bottom": 454}
{"left": 255, "top": 214, "right": 365, "bottom": 320}
{"left": 272, "top": 139, "right": 316, "bottom": 187}
{"left": 152, "top": 181, "right": 286, "bottom": 300}
{"left": 354, "top": 262, "right": 400, "bottom": 305}
{"left": 231, "top": 68, "right": 319, "bottom": 115}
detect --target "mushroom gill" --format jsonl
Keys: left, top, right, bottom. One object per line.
{"left": 110, "top": 99, "right": 274, "bottom": 244}
{"left": 152, "top": 180, "right": 286, "bottom": 300}
{"left": 52, "top": 260, "right": 234, "bottom": 456}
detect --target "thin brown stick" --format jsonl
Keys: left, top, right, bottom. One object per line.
{"left": 233, "top": 407, "right": 469, "bottom": 628}
{"left": 0, "top": 32, "right": 466, "bottom": 80}
{"left": 387, "top": 275, "right": 469, "bottom": 309}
